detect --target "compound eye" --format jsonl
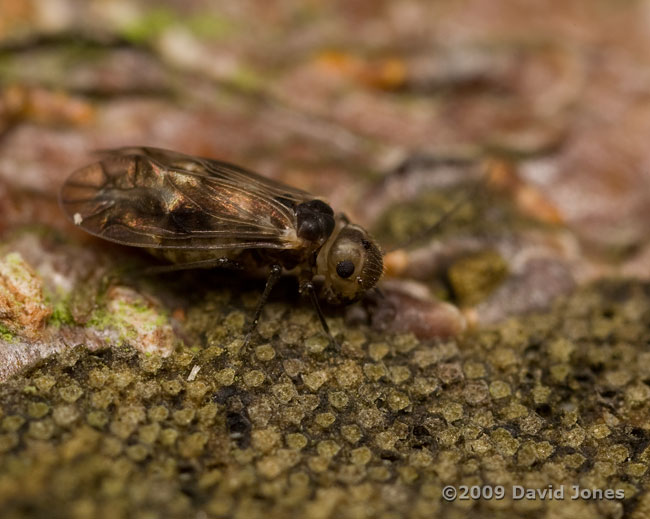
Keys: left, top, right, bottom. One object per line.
{"left": 336, "top": 260, "right": 355, "bottom": 279}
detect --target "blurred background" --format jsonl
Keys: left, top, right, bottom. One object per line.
{"left": 1, "top": 0, "right": 649, "bottom": 268}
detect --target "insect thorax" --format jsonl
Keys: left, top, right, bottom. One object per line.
{"left": 295, "top": 200, "right": 335, "bottom": 246}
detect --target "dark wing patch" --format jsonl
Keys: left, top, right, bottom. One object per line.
{"left": 60, "top": 147, "right": 315, "bottom": 250}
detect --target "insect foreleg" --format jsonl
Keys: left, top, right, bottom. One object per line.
{"left": 244, "top": 264, "right": 283, "bottom": 347}
{"left": 302, "top": 281, "right": 338, "bottom": 350}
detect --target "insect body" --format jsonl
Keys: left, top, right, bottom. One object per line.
{"left": 60, "top": 147, "right": 383, "bottom": 343}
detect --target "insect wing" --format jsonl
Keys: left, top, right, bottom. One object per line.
{"left": 60, "top": 147, "right": 313, "bottom": 250}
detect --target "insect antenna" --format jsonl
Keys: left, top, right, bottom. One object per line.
{"left": 384, "top": 173, "right": 487, "bottom": 254}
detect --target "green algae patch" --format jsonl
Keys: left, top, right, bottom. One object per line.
{"left": 447, "top": 249, "right": 509, "bottom": 306}
{"left": 226, "top": 64, "right": 266, "bottom": 93}
{"left": 0, "top": 323, "right": 15, "bottom": 343}
{"left": 120, "top": 7, "right": 236, "bottom": 44}
{"left": 119, "top": 7, "right": 178, "bottom": 43}
{"left": 87, "top": 286, "right": 175, "bottom": 356}
{"left": 44, "top": 287, "right": 76, "bottom": 328}
{"left": 48, "top": 299, "right": 75, "bottom": 327}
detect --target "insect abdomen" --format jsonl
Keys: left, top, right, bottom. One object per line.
{"left": 148, "top": 248, "right": 242, "bottom": 265}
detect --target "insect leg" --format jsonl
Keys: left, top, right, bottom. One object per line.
{"left": 244, "top": 264, "right": 283, "bottom": 346}
{"left": 302, "top": 281, "right": 338, "bottom": 350}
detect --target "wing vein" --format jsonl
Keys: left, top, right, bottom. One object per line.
{"left": 60, "top": 147, "right": 311, "bottom": 251}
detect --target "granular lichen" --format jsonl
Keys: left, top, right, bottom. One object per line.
{"left": 87, "top": 286, "right": 175, "bottom": 356}
{"left": 0, "top": 279, "right": 647, "bottom": 518}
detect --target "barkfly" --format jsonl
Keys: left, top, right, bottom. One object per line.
{"left": 59, "top": 147, "right": 383, "bottom": 346}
